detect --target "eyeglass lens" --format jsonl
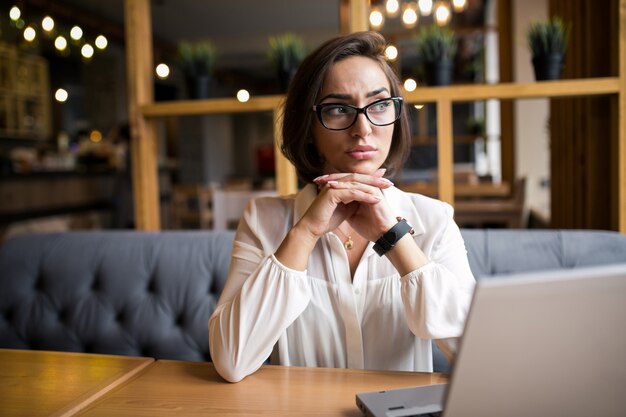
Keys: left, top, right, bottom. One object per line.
{"left": 318, "top": 98, "right": 400, "bottom": 130}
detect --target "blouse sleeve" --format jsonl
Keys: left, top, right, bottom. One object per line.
{"left": 400, "top": 208, "right": 476, "bottom": 340}
{"left": 208, "top": 202, "right": 312, "bottom": 383}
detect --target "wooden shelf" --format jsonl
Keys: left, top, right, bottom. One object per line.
{"left": 142, "top": 94, "right": 284, "bottom": 117}
{"left": 405, "top": 77, "right": 620, "bottom": 103}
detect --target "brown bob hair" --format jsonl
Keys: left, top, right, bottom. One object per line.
{"left": 280, "top": 31, "right": 411, "bottom": 184}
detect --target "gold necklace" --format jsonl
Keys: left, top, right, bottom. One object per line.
{"left": 335, "top": 225, "right": 354, "bottom": 250}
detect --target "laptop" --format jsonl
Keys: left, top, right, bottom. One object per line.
{"left": 356, "top": 263, "right": 626, "bottom": 417}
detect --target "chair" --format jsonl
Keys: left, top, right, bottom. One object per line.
{"left": 170, "top": 185, "right": 213, "bottom": 229}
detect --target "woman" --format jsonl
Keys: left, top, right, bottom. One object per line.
{"left": 209, "top": 31, "right": 475, "bottom": 383}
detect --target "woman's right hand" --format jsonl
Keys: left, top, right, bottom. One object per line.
{"left": 274, "top": 170, "right": 391, "bottom": 270}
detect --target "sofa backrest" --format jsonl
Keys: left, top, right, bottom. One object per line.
{"left": 0, "top": 231, "right": 235, "bottom": 361}
{"left": 461, "top": 229, "right": 626, "bottom": 278}
{"left": 1, "top": 229, "right": 626, "bottom": 364}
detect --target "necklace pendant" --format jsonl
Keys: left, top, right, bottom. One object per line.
{"left": 344, "top": 236, "right": 354, "bottom": 250}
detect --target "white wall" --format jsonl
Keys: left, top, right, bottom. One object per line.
{"left": 513, "top": 0, "right": 551, "bottom": 220}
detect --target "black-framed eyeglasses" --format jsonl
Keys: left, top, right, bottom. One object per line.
{"left": 312, "top": 97, "right": 403, "bottom": 131}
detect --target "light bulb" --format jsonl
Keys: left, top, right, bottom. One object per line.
{"left": 418, "top": 0, "right": 433, "bottom": 16}
{"left": 386, "top": 0, "right": 400, "bottom": 17}
{"left": 70, "top": 26, "right": 83, "bottom": 41}
{"left": 155, "top": 63, "right": 170, "bottom": 79}
{"left": 81, "top": 44, "right": 94, "bottom": 58}
{"left": 95, "top": 35, "right": 108, "bottom": 49}
{"left": 369, "top": 8, "right": 384, "bottom": 29}
{"left": 402, "top": 4, "right": 418, "bottom": 28}
{"left": 385, "top": 45, "right": 398, "bottom": 61}
{"left": 434, "top": 1, "right": 451, "bottom": 25}
{"left": 9, "top": 6, "right": 21, "bottom": 21}
{"left": 452, "top": 0, "right": 467, "bottom": 12}
{"left": 23, "top": 26, "right": 36, "bottom": 42}
{"left": 237, "top": 89, "right": 250, "bottom": 103}
{"left": 42, "top": 16, "right": 54, "bottom": 32}
{"left": 55, "top": 88, "right": 68, "bottom": 102}
{"left": 404, "top": 78, "right": 417, "bottom": 92}
{"left": 55, "top": 36, "right": 67, "bottom": 51}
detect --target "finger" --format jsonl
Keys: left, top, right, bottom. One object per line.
{"left": 326, "top": 182, "right": 383, "bottom": 204}
{"left": 324, "top": 174, "right": 394, "bottom": 189}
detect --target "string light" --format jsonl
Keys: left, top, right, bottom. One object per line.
{"left": 42, "top": 16, "right": 54, "bottom": 32}
{"left": 404, "top": 78, "right": 417, "bottom": 92}
{"left": 369, "top": 7, "right": 384, "bottom": 29}
{"left": 55, "top": 88, "right": 68, "bottom": 102}
{"left": 155, "top": 63, "right": 170, "bottom": 79}
{"left": 452, "top": 0, "right": 467, "bottom": 12}
{"left": 434, "top": 1, "right": 451, "bottom": 26}
{"left": 236, "top": 89, "right": 250, "bottom": 103}
{"left": 70, "top": 25, "right": 83, "bottom": 41}
{"left": 385, "top": 0, "right": 400, "bottom": 17}
{"left": 95, "top": 35, "right": 108, "bottom": 49}
{"left": 418, "top": 0, "right": 434, "bottom": 16}
{"left": 54, "top": 36, "right": 67, "bottom": 51}
{"left": 9, "top": 6, "right": 21, "bottom": 21}
{"left": 402, "top": 3, "right": 419, "bottom": 28}
{"left": 385, "top": 45, "right": 398, "bottom": 61}
{"left": 81, "top": 44, "right": 94, "bottom": 58}
{"left": 23, "top": 26, "right": 36, "bottom": 42}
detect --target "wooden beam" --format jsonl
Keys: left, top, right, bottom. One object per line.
{"left": 142, "top": 95, "right": 285, "bottom": 118}
{"left": 124, "top": 0, "right": 160, "bottom": 230}
{"left": 436, "top": 99, "right": 454, "bottom": 205}
{"left": 405, "top": 78, "right": 620, "bottom": 103}
{"left": 617, "top": 0, "right": 626, "bottom": 233}
{"left": 273, "top": 106, "right": 298, "bottom": 196}
{"left": 348, "top": 0, "right": 369, "bottom": 32}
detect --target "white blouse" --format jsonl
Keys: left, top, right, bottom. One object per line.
{"left": 209, "top": 184, "right": 475, "bottom": 382}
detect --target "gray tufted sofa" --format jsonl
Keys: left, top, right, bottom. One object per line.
{"left": 1, "top": 229, "right": 626, "bottom": 372}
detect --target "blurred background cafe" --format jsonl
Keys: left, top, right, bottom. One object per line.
{"left": 0, "top": 0, "right": 624, "bottom": 240}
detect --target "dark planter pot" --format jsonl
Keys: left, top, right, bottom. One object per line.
{"left": 532, "top": 54, "right": 564, "bottom": 81}
{"left": 185, "top": 75, "right": 211, "bottom": 99}
{"left": 424, "top": 60, "right": 454, "bottom": 86}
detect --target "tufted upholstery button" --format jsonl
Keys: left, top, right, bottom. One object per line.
{"left": 34, "top": 277, "right": 45, "bottom": 291}
{"left": 4, "top": 308, "right": 13, "bottom": 322}
{"left": 115, "top": 311, "right": 124, "bottom": 323}
{"left": 175, "top": 314, "right": 185, "bottom": 327}
{"left": 58, "top": 309, "right": 68, "bottom": 323}
{"left": 91, "top": 278, "right": 100, "bottom": 291}
{"left": 146, "top": 279, "right": 157, "bottom": 293}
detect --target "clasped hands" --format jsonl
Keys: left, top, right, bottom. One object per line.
{"left": 301, "top": 168, "right": 398, "bottom": 244}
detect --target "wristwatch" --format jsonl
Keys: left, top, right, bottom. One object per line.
{"left": 373, "top": 217, "right": 414, "bottom": 257}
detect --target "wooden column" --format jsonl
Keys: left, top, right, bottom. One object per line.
{"left": 124, "top": 0, "right": 160, "bottom": 230}
{"left": 274, "top": 105, "right": 298, "bottom": 196}
{"left": 348, "top": 0, "right": 369, "bottom": 32}
{"left": 437, "top": 99, "right": 454, "bottom": 204}
{"left": 617, "top": 0, "right": 626, "bottom": 233}
{"left": 550, "top": 0, "right": 618, "bottom": 230}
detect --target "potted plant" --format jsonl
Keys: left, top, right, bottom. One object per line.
{"left": 526, "top": 16, "right": 571, "bottom": 81}
{"left": 266, "top": 33, "right": 307, "bottom": 92}
{"left": 414, "top": 25, "right": 457, "bottom": 86}
{"left": 177, "top": 40, "right": 217, "bottom": 99}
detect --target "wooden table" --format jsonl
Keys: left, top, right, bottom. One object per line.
{"left": 0, "top": 349, "right": 154, "bottom": 417}
{"left": 78, "top": 361, "right": 448, "bottom": 416}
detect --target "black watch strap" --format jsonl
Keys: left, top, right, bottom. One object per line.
{"left": 373, "top": 218, "right": 414, "bottom": 257}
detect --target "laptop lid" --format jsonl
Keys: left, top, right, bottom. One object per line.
{"left": 356, "top": 264, "right": 626, "bottom": 417}
{"left": 444, "top": 263, "right": 626, "bottom": 417}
